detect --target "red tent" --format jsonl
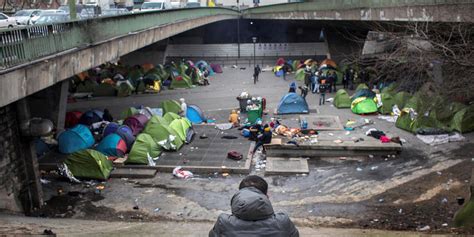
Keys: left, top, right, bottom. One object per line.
{"left": 123, "top": 114, "right": 149, "bottom": 136}
{"left": 276, "top": 58, "right": 285, "bottom": 66}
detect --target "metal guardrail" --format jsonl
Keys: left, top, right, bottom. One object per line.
{"left": 0, "top": 8, "right": 239, "bottom": 70}
{"left": 242, "top": 0, "right": 474, "bottom": 15}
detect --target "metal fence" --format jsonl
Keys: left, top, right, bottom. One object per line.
{"left": 242, "top": 0, "right": 474, "bottom": 14}
{"left": 0, "top": 8, "right": 239, "bottom": 70}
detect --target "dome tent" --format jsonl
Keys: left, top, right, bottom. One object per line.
{"left": 64, "top": 149, "right": 113, "bottom": 180}
{"left": 96, "top": 133, "right": 128, "bottom": 157}
{"left": 58, "top": 124, "right": 95, "bottom": 154}
{"left": 126, "top": 133, "right": 161, "bottom": 164}
{"left": 277, "top": 93, "right": 309, "bottom": 114}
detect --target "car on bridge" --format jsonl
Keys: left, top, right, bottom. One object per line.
{"left": 13, "top": 9, "right": 41, "bottom": 25}
{"left": 0, "top": 12, "right": 17, "bottom": 28}
{"left": 28, "top": 10, "right": 66, "bottom": 25}
{"left": 101, "top": 8, "right": 130, "bottom": 16}
{"left": 32, "top": 13, "right": 69, "bottom": 25}
{"left": 139, "top": 0, "right": 171, "bottom": 12}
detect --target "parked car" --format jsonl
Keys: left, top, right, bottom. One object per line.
{"left": 32, "top": 13, "right": 69, "bottom": 25}
{"left": 0, "top": 12, "right": 17, "bottom": 28}
{"left": 140, "top": 1, "right": 170, "bottom": 12}
{"left": 13, "top": 9, "right": 40, "bottom": 25}
{"left": 28, "top": 10, "right": 65, "bottom": 25}
{"left": 100, "top": 8, "right": 130, "bottom": 16}
{"left": 185, "top": 2, "right": 201, "bottom": 7}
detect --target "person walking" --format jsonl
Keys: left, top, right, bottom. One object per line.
{"left": 209, "top": 175, "right": 299, "bottom": 237}
{"left": 329, "top": 71, "right": 337, "bottom": 92}
{"left": 282, "top": 64, "right": 288, "bottom": 80}
{"left": 179, "top": 98, "right": 187, "bottom": 117}
{"left": 299, "top": 85, "right": 308, "bottom": 100}
{"left": 312, "top": 71, "right": 320, "bottom": 94}
{"left": 319, "top": 77, "right": 328, "bottom": 105}
{"left": 253, "top": 65, "right": 261, "bottom": 84}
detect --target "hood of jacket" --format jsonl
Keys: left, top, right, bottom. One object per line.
{"left": 231, "top": 187, "right": 274, "bottom": 221}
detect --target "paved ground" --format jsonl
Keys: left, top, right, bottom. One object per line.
{"left": 15, "top": 66, "right": 474, "bottom": 235}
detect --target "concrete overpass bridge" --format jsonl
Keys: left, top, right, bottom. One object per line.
{"left": 1, "top": 0, "right": 473, "bottom": 107}
{"left": 0, "top": 0, "right": 473, "bottom": 215}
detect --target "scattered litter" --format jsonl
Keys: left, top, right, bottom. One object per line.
{"left": 356, "top": 167, "right": 363, "bottom": 172}
{"left": 40, "top": 178, "right": 51, "bottom": 184}
{"left": 400, "top": 138, "right": 406, "bottom": 143}
{"left": 328, "top": 133, "right": 334, "bottom": 136}
{"left": 308, "top": 210, "right": 313, "bottom": 213}
{"left": 368, "top": 155, "right": 374, "bottom": 158}
{"left": 325, "top": 98, "right": 334, "bottom": 102}
{"left": 145, "top": 189, "right": 153, "bottom": 193}
{"left": 333, "top": 139, "right": 343, "bottom": 144}
{"left": 154, "top": 208, "right": 161, "bottom": 213}
{"left": 378, "top": 198, "right": 384, "bottom": 203}
{"left": 377, "top": 115, "right": 397, "bottom": 123}
{"left": 172, "top": 166, "right": 193, "bottom": 179}
{"left": 222, "top": 173, "right": 230, "bottom": 177}
{"left": 215, "top": 123, "right": 233, "bottom": 130}
{"left": 199, "top": 134, "right": 208, "bottom": 139}
{"left": 418, "top": 225, "right": 430, "bottom": 231}
{"left": 339, "top": 157, "right": 347, "bottom": 160}
{"left": 442, "top": 223, "right": 448, "bottom": 227}
{"left": 370, "top": 166, "right": 378, "bottom": 170}
{"left": 437, "top": 171, "right": 442, "bottom": 175}
{"left": 398, "top": 208, "right": 403, "bottom": 214}
{"left": 416, "top": 133, "right": 465, "bottom": 146}
{"left": 373, "top": 219, "right": 379, "bottom": 222}
{"left": 345, "top": 131, "right": 351, "bottom": 135}
{"left": 441, "top": 198, "right": 448, "bottom": 203}
{"left": 231, "top": 65, "right": 238, "bottom": 68}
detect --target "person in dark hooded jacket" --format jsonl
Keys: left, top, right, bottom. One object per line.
{"left": 209, "top": 175, "right": 299, "bottom": 237}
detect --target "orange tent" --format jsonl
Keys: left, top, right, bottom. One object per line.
{"left": 320, "top": 59, "right": 337, "bottom": 68}
{"left": 142, "top": 63, "right": 155, "bottom": 73}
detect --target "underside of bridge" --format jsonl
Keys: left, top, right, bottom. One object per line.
{"left": 0, "top": 1, "right": 473, "bottom": 219}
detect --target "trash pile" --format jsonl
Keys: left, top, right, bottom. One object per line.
{"left": 69, "top": 60, "right": 223, "bottom": 99}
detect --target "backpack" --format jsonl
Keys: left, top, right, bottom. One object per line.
{"left": 227, "top": 150, "right": 243, "bottom": 160}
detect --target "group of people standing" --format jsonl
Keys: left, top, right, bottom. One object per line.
{"left": 296, "top": 65, "right": 363, "bottom": 106}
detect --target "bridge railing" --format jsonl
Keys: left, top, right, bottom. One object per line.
{"left": 0, "top": 7, "right": 239, "bottom": 70}
{"left": 243, "top": 0, "right": 473, "bottom": 14}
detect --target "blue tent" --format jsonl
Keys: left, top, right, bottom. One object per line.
{"left": 277, "top": 92, "right": 309, "bottom": 114}
{"left": 186, "top": 105, "right": 206, "bottom": 124}
{"left": 102, "top": 122, "right": 119, "bottom": 137}
{"left": 79, "top": 109, "right": 104, "bottom": 126}
{"left": 275, "top": 70, "right": 284, "bottom": 77}
{"left": 351, "top": 89, "right": 376, "bottom": 101}
{"left": 195, "top": 60, "right": 215, "bottom": 76}
{"left": 115, "top": 125, "right": 135, "bottom": 150}
{"left": 96, "top": 133, "right": 127, "bottom": 157}
{"left": 58, "top": 124, "right": 95, "bottom": 154}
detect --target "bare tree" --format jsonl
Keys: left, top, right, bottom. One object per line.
{"left": 343, "top": 21, "right": 474, "bottom": 103}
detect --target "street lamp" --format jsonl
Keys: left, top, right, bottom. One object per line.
{"left": 252, "top": 36, "right": 257, "bottom": 68}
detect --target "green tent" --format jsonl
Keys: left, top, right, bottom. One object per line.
{"left": 163, "top": 112, "right": 181, "bottom": 124}
{"left": 155, "top": 64, "right": 170, "bottom": 81}
{"left": 126, "top": 133, "right": 161, "bottom": 164}
{"left": 143, "top": 121, "right": 183, "bottom": 150}
{"left": 127, "top": 68, "right": 144, "bottom": 82}
{"left": 381, "top": 83, "right": 397, "bottom": 94}
{"left": 147, "top": 115, "right": 170, "bottom": 126}
{"left": 64, "top": 149, "right": 113, "bottom": 180}
{"left": 76, "top": 80, "right": 98, "bottom": 93}
{"left": 169, "top": 118, "right": 192, "bottom": 142}
{"left": 449, "top": 105, "right": 474, "bottom": 133}
{"left": 292, "top": 60, "right": 300, "bottom": 71}
{"left": 117, "top": 83, "right": 133, "bottom": 97}
{"left": 393, "top": 91, "right": 411, "bottom": 109}
{"left": 355, "top": 83, "right": 369, "bottom": 91}
{"left": 396, "top": 110, "right": 444, "bottom": 133}
{"left": 395, "top": 110, "right": 414, "bottom": 132}
{"left": 411, "top": 115, "right": 445, "bottom": 133}
{"left": 351, "top": 97, "right": 378, "bottom": 114}
{"left": 295, "top": 68, "right": 306, "bottom": 81}
{"left": 431, "top": 101, "right": 466, "bottom": 123}
{"left": 333, "top": 89, "right": 351, "bottom": 108}
{"left": 161, "top": 100, "right": 181, "bottom": 115}
{"left": 178, "top": 63, "right": 188, "bottom": 75}
{"left": 378, "top": 93, "right": 395, "bottom": 115}
{"left": 454, "top": 198, "right": 474, "bottom": 228}
{"left": 122, "top": 107, "right": 139, "bottom": 119}
{"left": 170, "top": 74, "right": 193, "bottom": 89}
{"left": 93, "top": 83, "right": 117, "bottom": 97}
